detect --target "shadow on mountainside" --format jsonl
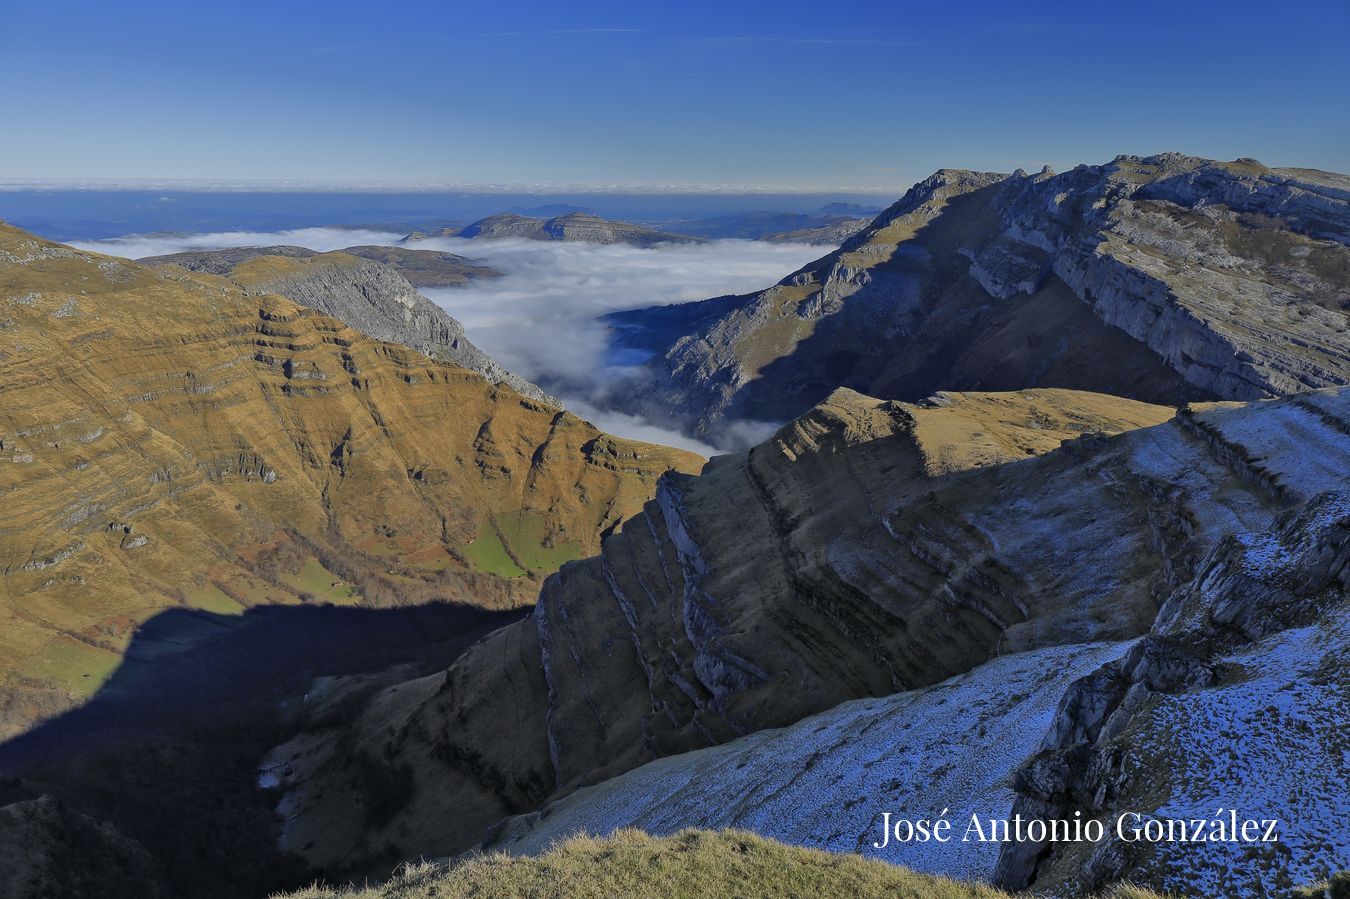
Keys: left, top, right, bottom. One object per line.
{"left": 739, "top": 181, "right": 1208, "bottom": 422}
{"left": 0, "top": 600, "right": 527, "bottom": 899}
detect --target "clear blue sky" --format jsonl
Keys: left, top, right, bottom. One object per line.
{"left": 3, "top": 0, "right": 1347, "bottom": 190}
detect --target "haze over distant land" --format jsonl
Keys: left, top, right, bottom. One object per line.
{"left": 0, "top": 190, "right": 895, "bottom": 243}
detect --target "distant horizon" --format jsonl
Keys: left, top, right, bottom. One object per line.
{"left": 0, "top": 178, "right": 902, "bottom": 195}
{"left": 2, "top": 146, "right": 1345, "bottom": 195}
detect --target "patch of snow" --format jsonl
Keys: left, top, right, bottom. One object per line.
{"left": 489, "top": 640, "right": 1132, "bottom": 882}
{"left": 1143, "top": 605, "right": 1350, "bottom": 895}
{"left": 1201, "top": 400, "right": 1350, "bottom": 501}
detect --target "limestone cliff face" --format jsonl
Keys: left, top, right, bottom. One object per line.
{"left": 0, "top": 223, "right": 699, "bottom": 737}
{"left": 413, "top": 212, "right": 703, "bottom": 248}
{"left": 993, "top": 486, "right": 1349, "bottom": 896}
{"left": 265, "top": 386, "right": 1348, "bottom": 876}
{"left": 141, "top": 246, "right": 553, "bottom": 405}
{"left": 608, "top": 155, "right": 1350, "bottom": 441}
{"left": 475, "top": 404, "right": 1349, "bottom": 898}
{"left": 970, "top": 155, "right": 1350, "bottom": 400}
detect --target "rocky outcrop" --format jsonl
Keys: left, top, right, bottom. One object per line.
{"left": 264, "top": 386, "right": 1349, "bottom": 878}
{"left": 969, "top": 155, "right": 1350, "bottom": 400}
{"left": 608, "top": 154, "right": 1350, "bottom": 443}
{"left": 994, "top": 484, "right": 1349, "bottom": 896}
{"left": 473, "top": 455, "right": 1348, "bottom": 898}
{"left": 140, "top": 246, "right": 552, "bottom": 404}
{"left": 0, "top": 223, "right": 699, "bottom": 736}
{"left": 410, "top": 212, "right": 703, "bottom": 248}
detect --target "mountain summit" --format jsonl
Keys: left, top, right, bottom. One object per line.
{"left": 607, "top": 154, "right": 1350, "bottom": 440}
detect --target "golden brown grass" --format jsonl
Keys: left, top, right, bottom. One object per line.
{"left": 275, "top": 828, "right": 1170, "bottom": 899}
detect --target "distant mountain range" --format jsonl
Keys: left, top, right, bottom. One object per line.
{"left": 401, "top": 207, "right": 880, "bottom": 248}
{"left": 403, "top": 212, "right": 703, "bottom": 248}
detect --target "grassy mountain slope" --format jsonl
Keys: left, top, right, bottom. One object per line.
{"left": 142, "top": 246, "right": 553, "bottom": 404}
{"left": 278, "top": 828, "right": 1166, "bottom": 899}
{"left": 0, "top": 222, "right": 699, "bottom": 737}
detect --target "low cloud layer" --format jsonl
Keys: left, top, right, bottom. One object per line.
{"left": 77, "top": 228, "right": 823, "bottom": 453}
{"left": 413, "top": 235, "right": 822, "bottom": 452}
{"left": 69, "top": 227, "right": 405, "bottom": 259}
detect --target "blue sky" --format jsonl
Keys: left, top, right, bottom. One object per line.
{"left": 3, "top": 0, "right": 1347, "bottom": 190}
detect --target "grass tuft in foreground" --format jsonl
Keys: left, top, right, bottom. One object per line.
{"left": 275, "top": 828, "right": 1171, "bottom": 899}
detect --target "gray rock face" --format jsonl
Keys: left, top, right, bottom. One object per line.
{"left": 456, "top": 392, "right": 1345, "bottom": 899}
{"left": 994, "top": 486, "right": 1350, "bottom": 897}
{"left": 142, "top": 248, "right": 557, "bottom": 405}
{"left": 608, "top": 154, "right": 1350, "bottom": 443}
{"left": 970, "top": 154, "right": 1350, "bottom": 401}
{"left": 412, "top": 212, "right": 703, "bottom": 248}
{"left": 761, "top": 216, "right": 870, "bottom": 245}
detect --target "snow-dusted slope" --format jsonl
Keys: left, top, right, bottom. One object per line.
{"left": 995, "top": 489, "right": 1350, "bottom": 896}
{"left": 1143, "top": 607, "right": 1350, "bottom": 896}
{"left": 484, "top": 640, "right": 1131, "bottom": 881}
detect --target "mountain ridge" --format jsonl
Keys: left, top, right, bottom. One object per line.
{"left": 261, "top": 384, "right": 1348, "bottom": 884}
{"left": 606, "top": 154, "right": 1350, "bottom": 441}
{"left": 140, "top": 246, "right": 554, "bottom": 404}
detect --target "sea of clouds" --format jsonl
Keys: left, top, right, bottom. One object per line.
{"left": 74, "top": 229, "right": 823, "bottom": 455}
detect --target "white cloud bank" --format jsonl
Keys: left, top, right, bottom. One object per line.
{"left": 76, "top": 228, "right": 824, "bottom": 453}
{"left": 68, "top": 227, "right": 405, "bottom": 259}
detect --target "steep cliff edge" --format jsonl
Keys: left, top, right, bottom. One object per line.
{"left": 993, "top": 487, "right": 1349, "bottom": 896}
{"left": 265, "top": 386, "right": 1348, "bottom": 877}
{"left": 140, "top": 246, "right": 553, "bottom": 404}
{"left": 0, "top": 223, "right": 699, "bottom": 737}
{"left": 608, "top": 155, "right": 1350, "bottom": 440}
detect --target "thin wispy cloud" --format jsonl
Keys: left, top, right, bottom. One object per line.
{"left": 705, "top": 35, "right": 921, "bottom": 48}
{"left": 478, "top": 28, "right": 647, "bottom": 37}
{"left": 308, "top": 42, "right": 383, "bottom": 54}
